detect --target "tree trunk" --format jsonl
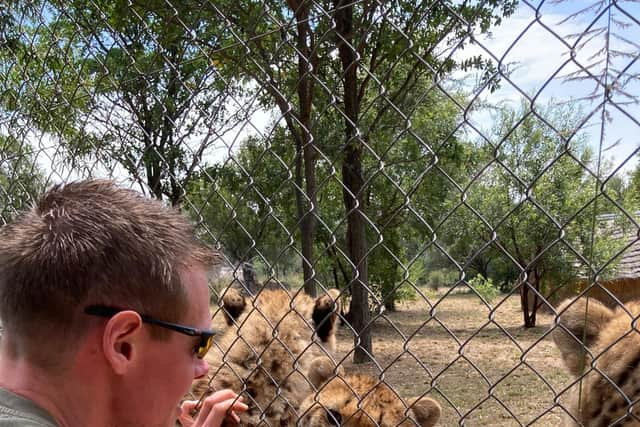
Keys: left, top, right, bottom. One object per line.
{"left": 520, "top": 269, "right": 540, "bottom": 328}
{"left": 471, "top": 256, "right": 491, "bottom": 281}
{"left": 384, "top": 291, "right": 397, "bottom": 312}
{"left": 288, "top": 0, "right": 318, "bottom": 297}
{"left": 326, "top": 243, "right": 350, "bottom": 290}
{"left": 333, "top": 0, "right": 373, "bottom": 364}
{"left": 331, "top": 265, "right": 340, "bottom": 290}
{"left": 242, "top": 262, "right": 260, "bottom": 296}
{"left": 299, "top": 84, "right": 318, "bottom": 297}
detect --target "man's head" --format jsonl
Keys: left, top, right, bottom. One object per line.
{"left": 0, "top": 178, "right": 217, "bottom": 364}
{"left": 0, "top": 179, "right": 222, "bottom": 426}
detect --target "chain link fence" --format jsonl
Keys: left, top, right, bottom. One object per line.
{"left": 2, "top": 0, "right": 640, "bottom": 425}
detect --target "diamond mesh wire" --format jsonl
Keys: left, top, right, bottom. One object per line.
{"left": 2, "top": 0, "right": 640, "bottom": 425}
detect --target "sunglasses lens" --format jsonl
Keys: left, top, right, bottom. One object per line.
{"left": 196, "top": 335, "right": 214, "bottom": 359}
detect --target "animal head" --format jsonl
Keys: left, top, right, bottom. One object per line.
{"left": 219, "top": 286, "right": 341, "bottom": 351}
{"left": 192, "top": 287, "right": 341, "bottom": 426}
{"left": 553, "top": 297, "right": 640, "bottom": 426}
{"left": 299, "top": 356, "right": 441, "bottom": 427}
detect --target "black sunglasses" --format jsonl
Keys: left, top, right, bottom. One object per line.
{"left": 84, "top": 305, "right": 216, "bottom": 359}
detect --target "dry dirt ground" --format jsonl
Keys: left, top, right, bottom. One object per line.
{"left": 333, "top": 290, "right": 572, "bottom": 426}
{"left": 205, "top": 288, "right": 574, "bottom": 426}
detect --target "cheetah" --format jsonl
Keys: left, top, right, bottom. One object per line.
{"left": 553, "top": 297, "right": 640, "bottom": 426}
{"left": 191, "top": 286, "right": 342, "bottom": 426}
{"left": 299, "top": 355, "right": 441, "bottom": 426}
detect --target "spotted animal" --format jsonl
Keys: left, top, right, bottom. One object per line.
{"left": 299, "top": 356, "right": 441, "bottom": 427}
{"left": 191, "top": 287, "right": 341, "bottom": 426}
{"left": 553, "top": 297, "right": 640, "bottom": 426}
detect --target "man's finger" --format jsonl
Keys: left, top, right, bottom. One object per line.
{"left": 185, "top": 389, "right": 238, "bottom": 420}
{"left": 207, "top": 389, "right": 239, "bottom": 403}
{"left": 178, "top": 401, "right": 197, "bottom": 427}
{"left": 203, "top": 399, "right": 249, "bottom": 426}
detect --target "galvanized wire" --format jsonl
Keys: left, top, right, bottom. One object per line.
{"left": 2, "top": 0, "right": 640, "bottom": 425}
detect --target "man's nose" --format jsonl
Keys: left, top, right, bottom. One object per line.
{"left": 194, "top": 357, "right": 209, "bottom": 379}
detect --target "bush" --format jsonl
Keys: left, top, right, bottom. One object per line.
{"left": 369, "top": 281, "right": 418, "bottom": 312}
{"left": 426, "top": 270, "right": 444, "bottom": 291}
{"left": 426, "top": 268, "right": 458, "bottom": 291}
{"left": 468, "top": 274, "right": 501, "bottom": 301}
{"left": 394, "top": 282, "right": 418, "bottom": 302}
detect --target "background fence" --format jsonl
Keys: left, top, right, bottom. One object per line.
{"left": 2, "top": 0, "right": 640, "bottom": 425}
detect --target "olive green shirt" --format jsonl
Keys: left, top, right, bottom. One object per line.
{"left": 0, "top": 388, "right": 58, "bottom": 427}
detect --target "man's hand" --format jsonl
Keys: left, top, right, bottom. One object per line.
{"left": 179, "top": 390, "right": 248, "bottom": 427}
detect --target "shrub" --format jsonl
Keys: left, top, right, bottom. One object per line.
{"left": 426, "top": 268, "right": 459, "bottom": 291}
{"left": 468, "top": 274, "right": 501, "bottom": 301}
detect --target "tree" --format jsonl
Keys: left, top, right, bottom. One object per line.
{"left": 444, "top": 100, "right": 622, "bottom": 327}
{"left": 0, "top": 137, "right": 46, "bottom": 223}
{"left": 188, "top": 85, "right": 467, "bottom": 304}
{"left": 363, "top": 87, "right": 468, "bottom": 312}
{"left": 557, "top": 0, "right": 639, "bottom": 107}
{"left": 555, "top": 0, "right": 639, "bottom": 212}
{"left": 186, "top": 129, "right": 301, "bottom": 271}
{"left": 192, "top": 0, "right": 340, "bottom": 297}
{"left": 194, "top": 0, "right": 518, "bottom": 363}
{"left": 326, "top": 0, "right": 518, "bottom": 361}
{"left": 1, "top": 0, "right": 239, "bottom": 205}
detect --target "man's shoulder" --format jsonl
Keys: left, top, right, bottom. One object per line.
{"left": 0, "top": 416, "right": 57, "bottom": 427}
{"left": 0, "top": 405, "right": 58, "bottom": 427}
{"left": 0, "top": 388, "right": 59, "bottom": 427}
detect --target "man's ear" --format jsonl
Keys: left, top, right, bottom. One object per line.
{"left": 101, "top": 311, "right": 144, "bottom": 375}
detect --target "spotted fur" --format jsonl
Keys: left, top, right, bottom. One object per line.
{"left": 553, "top": 298, "right": 640, "bottom": 426}
{"left": 192, "top": 287, "right": 341, "bottom": 426}
{"left": 299, "top": 356, "right": 441, "bottom": 427}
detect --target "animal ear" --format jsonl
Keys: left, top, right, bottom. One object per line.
{"left": 312, "top": 289, "right": 341, "bottom": 344}
{"left": 407, "top": 396, "right": 441, "bottom": 427}
{"left": 553, "top": 298, "right": 614, "bottom": 376}
{"left": 220, "top": 287, "right": 247, "bottom": 326}
{"left": 308, "top": 356, "right": 343, "bottom": 390}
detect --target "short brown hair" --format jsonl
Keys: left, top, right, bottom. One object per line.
{"left": 0, "top": 179, "right": 218, "bottom": 358}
